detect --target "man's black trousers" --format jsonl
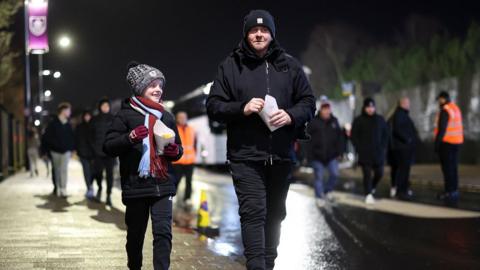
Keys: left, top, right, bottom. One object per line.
{"left": 390, "top": 148, "right": 414, "bottom": 194}
{"left": 229, "top": 161, "right": 291, "bottom": 270}
{"left": 93, "top": 157, "right": 114, "bottom": 195}
{"left": 438, "top": 143, "right": 460, "bottom": 193}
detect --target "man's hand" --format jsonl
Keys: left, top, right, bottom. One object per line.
{"left": 269, "top": 110, "right": 292, "bottom": 127}
{"left": 243, "top": 98, "right": 265, "bottom": 116}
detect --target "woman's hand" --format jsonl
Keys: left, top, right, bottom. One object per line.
{"left": 129, "top": 126, "right": 148, "bottom": 143}
{"left": 163, "top": 143, "right": 179, "bottom": 157}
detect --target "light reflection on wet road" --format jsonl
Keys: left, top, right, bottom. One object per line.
{"left": 189, "top": 169, "right": 347, "bottom": 269}
{"left": 181, "top": 168, "right": 480, "bottom": 270}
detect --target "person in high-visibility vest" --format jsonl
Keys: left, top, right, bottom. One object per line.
{"left": 172, "top": 111, "right": 196, "bottom": 206}
{"left": 434, "top": 91, "right": 463, "bottom": 202}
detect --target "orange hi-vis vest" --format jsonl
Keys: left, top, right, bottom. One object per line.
{"left": 173, "top": 125, "right": 196, "bottom": 165}
{"left": 434, "top": 102, "right": 464, "bottom": 144}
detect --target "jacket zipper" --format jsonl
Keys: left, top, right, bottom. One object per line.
{"left": 266, "top": 61, "right": 273, "bottom": 165}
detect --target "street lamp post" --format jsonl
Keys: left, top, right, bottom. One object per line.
{"left": 38, "top": 54, "right": 44, "bottom": 111}
{"left": 24, "top": 1, "right": 32, "bottom": 125}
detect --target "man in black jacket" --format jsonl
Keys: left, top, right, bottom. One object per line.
{"left": 43, "top": 102, "right": 75, "bottom": 197}
{"left": 388, "top": 97, "right": 418, "bottom": 200}
{"left": 91, "top": 98, "right": 115, "bottom": 206}
{"left": 352, "top": 98, "right": 388, "bottom": 204}
{"left": 206, "top": 10, "right": 315, "bottom": 270}
{"left": 307, "top": 101, "right": 343, "bottom": 207}
{"left": 75, "top": 110, "right": 95, "bottom": 199}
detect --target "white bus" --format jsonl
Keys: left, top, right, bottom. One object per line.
{"left": 172, "top": 82, "right": 227, "bottom": 166}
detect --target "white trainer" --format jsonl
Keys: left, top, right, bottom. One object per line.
{"left": 390, "top": 187, "right": 397, "bottom": 198}
{"left": 316, "top": 198, "right": 326, "bottom": 208}
{"left": 365, "top": 194, "right": 375, "bottom": 204}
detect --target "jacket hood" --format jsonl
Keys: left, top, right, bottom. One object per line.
{"left": 397, "top": 106, "right": 409, "bottom": 114}
{"left": 121, "top": 98, "right": 130, "bottom": 108}
{"left": 361, "top": 110, "right": 377, "bottom": 117}
{"left": 234, "top": 38, "right": 286, "bottom": 68}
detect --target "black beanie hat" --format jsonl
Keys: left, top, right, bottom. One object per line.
{"left": 363, "top": 97, "right": 375, "bottom": 108}
{"left": 243, "top": 10, "right": 276, "bottom": 38}
{"left": 98, "top": 97, "right": 110, "bottom": 110}
{"left": 436, "top": 91, "right": 450, "bottom": 101}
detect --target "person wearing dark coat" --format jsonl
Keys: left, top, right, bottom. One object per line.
{"left": 388, "top": 97, "right": 418, "bottom": 200}
{"left": 103, "top": 62, "right": 182, "bottom": 270}
{"left": 91, "top": 98, "right": 115, "bottom": 205}
{"left": 206, "top": 10, "right": 315, "bottom": 270}
{"left": 40, "top": 128, "right": 55, "bottom": 192}
{"left": 434, "top": 91, "right": 464, "bottom": 203}
{"left": 307, "top": 101, "right": 343, "bottom": 206}
{"left": 351, "top": 97, "right": 388, "bottom": 204}
{"left": 43, "top": 102, "right": 75, "bottom": 197}
{"left": 75, "top": 110, "right": 95, "bottom": 199}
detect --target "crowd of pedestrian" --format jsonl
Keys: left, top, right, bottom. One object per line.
{"left": 306, "top": 91, "right": 463, "bottom": 206}
{"left": 22, "top": 8, "right": 465, "bottom": 270}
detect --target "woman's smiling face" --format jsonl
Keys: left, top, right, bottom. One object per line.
{"left": 142, "top": 79, "right": 163, "bottom": 103}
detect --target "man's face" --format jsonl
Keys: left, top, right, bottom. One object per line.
{"left": 100, "top": 102, "right": 110, "bottom": 114}
{"left": 400, "top": 98, "right": 410, "bottom": 110}
{"left": 438, "top": 97, "right": 447, "bottom": 107}
{"left": 143, "top": 79, "right": 163, "bottom": 103}
{"left": 365, "top": 105, "right": 376, "bottom": 116}
{"left": 176, "top": 112, "right": 188, "bottom": 126}
{"left": 84, "top": 113, "right": 92, "bottom": 123}
{"left": 320, "top": 107, "right": 331, "bottom": 120}
{"left": 247, "top": 26, "right": 273, "bottom": 54}
{"left": 62, "top": 108, "right": 71, "bottom": 119}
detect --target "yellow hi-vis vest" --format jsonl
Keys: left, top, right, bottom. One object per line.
{"left": 434, "top": 102, "right": 464, "bottom": 144}
{"left": 173, "top": 125, "right": 196, "bottom": 165}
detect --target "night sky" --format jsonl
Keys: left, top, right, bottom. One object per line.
{"left": 15, "top": 0, "right": 480, "bottom": 114}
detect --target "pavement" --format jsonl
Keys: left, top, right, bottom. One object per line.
{"left": 0, "top": 160, "right": 244, "bottom": 270}
{"left": 295, "top": 163, "right": 480, "bottom": 211}
{"left": 2, "top": 160, "right": 480, "bottom": 270}
{"left": 340, "top": 164, "right": 480, "bottom": 192}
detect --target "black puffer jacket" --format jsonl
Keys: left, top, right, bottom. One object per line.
{"left": 43, "top": 117, "right": 75, "bottom": 154}
{"left": 74, "top": 122, "right": 94, "bottom": 159}
{"left": 351, "top": 112, "right": 388, "bottom": 166}
{"left": 91, "top": 112, "right": 114, "bottom": 158}
{"left": 206, "top": 39, "right": 315, "bottom": 162}
{"left": 103, "top": 99, "right": 183, "bottom": 201}
{"left": 307, "top": 115, "right": 343, "bottom": 164}
{"left": 388, "top": 107, "right": 418, "bottom": 151}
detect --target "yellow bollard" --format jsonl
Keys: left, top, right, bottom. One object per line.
{"left": 197, "top": 189, "right": 210, "bottom": 230}
{"left": 196, "top": 189, "right": 219, "bottom": 239}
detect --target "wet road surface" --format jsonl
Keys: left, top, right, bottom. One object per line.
{"left": 179, "top": 167, "right": 480, "bottom": 270}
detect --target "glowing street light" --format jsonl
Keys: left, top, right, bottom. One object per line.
{"left": 34, "top": 119, "right": 41, "bottom": 127}
{"left": 34, "top": 105, "right": 42, "bottom": 113}
{"left": 164, "top": 100, "right": 175, "bottom": 109}
{"left": 44, "top": 89, "right": 52, "bottom": 97}
{"left": 203, "top": 82, "right": 213, "bottom": 95}
{"left": 41, "top": 70, "right": 51, "bottom": 76}
{"left": 53, "top": 71, "right": 61, "bottom": 78}
{"left": 58, "top": 36, "right": 71, "bottom": 48}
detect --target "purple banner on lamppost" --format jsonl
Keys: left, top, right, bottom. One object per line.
{"left": 27, "top": 0, "right": 49, "bottom": 54}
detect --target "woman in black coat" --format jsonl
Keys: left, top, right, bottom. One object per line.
{"left": 74, "top": 110, "right": 95, "bottom": 199}
{"left": 103, "top": 62, "right": 183, "bottom": 270}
